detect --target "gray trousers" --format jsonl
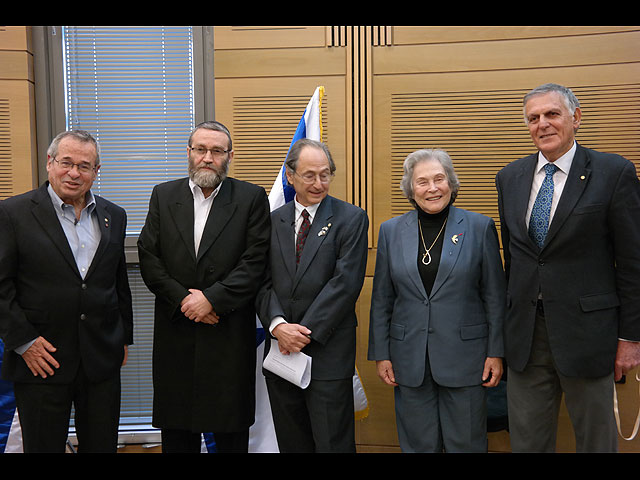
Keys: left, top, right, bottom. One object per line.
{"left": 507, "top": 309, "right": 618, "bottom": 453}
{"left": 394, "top": 355, "right": 488, "bottom": 453}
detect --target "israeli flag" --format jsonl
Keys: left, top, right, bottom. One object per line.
{"left": 267, "top": 86, "right": 324, "bottom": 211}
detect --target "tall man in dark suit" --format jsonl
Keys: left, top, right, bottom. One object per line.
{"left": 496, "top": 83, "right": 640, "bottom": 452}
{"left": 0, "top": 130, "right": 133, "bottom": 453}
{"left": 257, "top": 139, "right": 369, "bottom": 452}
{"left": 138, "top": 121, "right": 270, "bottom": 453}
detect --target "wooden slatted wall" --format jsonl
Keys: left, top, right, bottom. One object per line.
{"left": 230, "top": 93, "right": 329, "bottom": 192}
{"left": 0, "top": 26, "right": 37, "bottom": 199}
{"left": 387, "top": 83, "right": 640, "bottom": 230}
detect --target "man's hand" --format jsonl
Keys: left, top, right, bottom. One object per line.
{"left": 376, "top": 360, "right": 398, "bottom": 386}
{"left": 615, "top": 340, "right": 640, "bottom": 382}
{"left": 482, "top": 357, "right": 503, "bottom": 387}
{"left": 272, "top": 323, "right": 311, "bottom": 354}
{"left": 21, "top": 336, "right": 59, "bottom": 378}
{"left": 181, "top": 289, "right": 219, "bottom": 325}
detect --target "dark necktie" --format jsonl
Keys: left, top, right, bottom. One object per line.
{"left": 528, "top": 163, "right": 558, "bottom": 248}
{"left": 296, "top": 209, "right": 311, "bottom": 264}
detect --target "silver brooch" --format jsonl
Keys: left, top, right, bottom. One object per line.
{"left": 318, "top": 223, "right": 332, "bottom": 236}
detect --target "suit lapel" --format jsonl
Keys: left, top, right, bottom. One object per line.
{"left": 30, "top": 184, "right": 81, "bottom": 277}
{"left": 274, "top": 201, "right": 297, "bottom": 280}
{"left": 294, "top": 196, "right": 333, "bottom": 286}
{"left": 401, "top": 210, "right": 428, "bottom": 300}
{"left": 168, "top": 179, "right": 196, "bottom": 262}
{"left": 430, "top": 206, "right": 465, "bottom": 298}
{"left": 515, "top": 154, "right": 538, "bottom": 246}
{"left": 544, "top": 144, "right": 590, "bottom": 248}
{"left": 197, "top": 179, "right": 236, "bottom": 262}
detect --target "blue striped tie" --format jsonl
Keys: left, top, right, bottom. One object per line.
{"left": 528, "top": 163, "right": 558, "bottom": 248}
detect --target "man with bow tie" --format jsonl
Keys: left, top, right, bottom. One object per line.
{"left": 256, "top": 139, "right": 369, "bottom": 452}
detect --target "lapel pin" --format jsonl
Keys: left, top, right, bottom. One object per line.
{"left": 104, "top": 217, "right": 109, "bottom": 227}
{"left": 580, "top": 175, "right": 585, "bottom": 180}
{"left": 451, "top": 233, "right": 463, "bottom": 244}
{"left": 318, "top": 223, "right": 332, "bottom": 237}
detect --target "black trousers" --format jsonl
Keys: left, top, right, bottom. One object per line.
{"left": 161, "top": 428, "right": 249, "bottom": 453}
{"left": 266, "top": 375, "right": 355, "bottom": 453}
{"left": 14, "top": 365, "right": 121, "bottom": 453}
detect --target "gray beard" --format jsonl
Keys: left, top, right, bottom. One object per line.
{"left": 189, "top": 161, "right": 228, "bottom": 189}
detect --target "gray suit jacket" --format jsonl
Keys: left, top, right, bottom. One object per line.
{"left": 496, "top": 143, "right": 640, "bottom": 377}
{"left": 257, "top": 195, "right": 369, "bottom": 380}
{"left": 368, "top": 206, "right": 505, "bottom": 388}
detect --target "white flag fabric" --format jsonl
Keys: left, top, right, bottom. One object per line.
{"left": 267, "top": 86, "right": 324, "bottom": 211}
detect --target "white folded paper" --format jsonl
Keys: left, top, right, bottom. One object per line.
{"left": 263, "top": 339, "right": 312, "bottom": 389}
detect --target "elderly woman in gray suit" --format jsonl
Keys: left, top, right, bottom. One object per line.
{"left": 368, "top": 149, "right": 506, "bottom": 452}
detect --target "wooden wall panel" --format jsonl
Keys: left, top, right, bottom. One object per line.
{"left": 213, "top": 25, "right": 640, "bottom": 453}
{"left": 0, "top": 26, "right": 37, "bottom": 199}
{"left": 367, "top": 28, "right": 640, "bottom": 453}
{"left": 214, "top": 77, "right": 347, "bottom": 200}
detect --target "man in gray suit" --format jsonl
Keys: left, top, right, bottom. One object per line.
{"left": 496, "top": 83, "right": 640, "bottom": 452}
{"left": 256, "top": 139, "right": 369, "bottom": 453}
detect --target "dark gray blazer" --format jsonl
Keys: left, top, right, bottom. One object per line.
{"left": 257, "top": 195, "right": 369, "bottom": 381}
{"left": 368, "top": 206, "right": 505, "bottom": 388}
{"left": 496, "top": 143, "right": 640, "bottom": 377}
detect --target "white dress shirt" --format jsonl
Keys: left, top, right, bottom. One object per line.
{"left": 189, "top": 179, "right": 222, "bottom": 256}
{"left": 525, "top": 141, "right": 576, "bottom": 227}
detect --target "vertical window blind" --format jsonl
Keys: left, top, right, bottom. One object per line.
{"left": 62, "top": 25, "right": 195, "bottom": 235}
{"left": 62, "top": 26, "right": 196, "bottom": 435}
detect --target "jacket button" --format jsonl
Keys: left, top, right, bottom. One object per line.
{"left": 80, "top": 314, "right": 87, "bottom": 320}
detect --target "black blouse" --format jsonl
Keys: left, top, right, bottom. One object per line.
{"left": 416, "top": 205, "right": 450, "bottom": 297}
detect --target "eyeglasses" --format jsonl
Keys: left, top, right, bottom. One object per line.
{"left": 189, "top": 146, "right": 231, "bottom": 158}
{"left": 294, "top": 171, "right": 334, "bottom": 184}
{"left": 52, "top": 158, "right": 96, "bottom": 174}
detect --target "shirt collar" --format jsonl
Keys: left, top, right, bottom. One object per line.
{"left": 536, "top": 141, "right": 576, "bottom": 175}
{"left": 189, "top": 178, "right": 223, "bottom": 200}
{"left": 294, "top": 196, "right": 321, "bottom": 220}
